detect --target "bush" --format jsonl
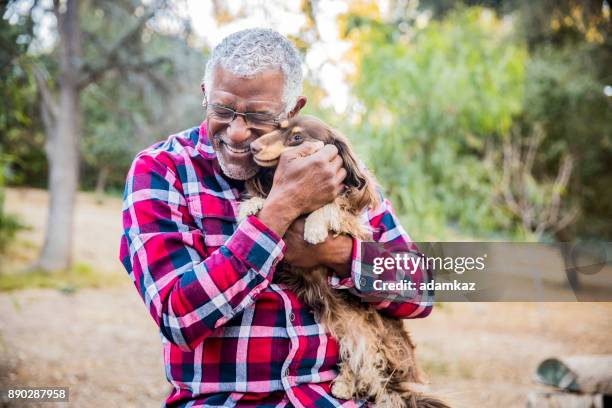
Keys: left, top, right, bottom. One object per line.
{"left": 0, "top": 151, "right": 25, "bottom": 254}
{"left": 345, "top": 7, "right": 526, "bottom": 238}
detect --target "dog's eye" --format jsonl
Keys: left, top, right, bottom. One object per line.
{"left": 288, "top": 133, "right": 303, "bottom": 145}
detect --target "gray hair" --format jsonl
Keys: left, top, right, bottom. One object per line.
{"left": 203, "top": 28, "right": 303, "bottom": 114}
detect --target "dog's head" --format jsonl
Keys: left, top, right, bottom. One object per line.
{"left": 249, "top": 115, "right": 379, "bottom": 212}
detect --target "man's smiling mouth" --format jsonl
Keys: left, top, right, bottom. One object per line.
{"left": 222, "top": 142, "right": 251, "bottom": 155}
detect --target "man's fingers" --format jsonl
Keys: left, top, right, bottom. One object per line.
{"left": 336, "top": 167, "right": 347, "bottom": 184}
{"left": 321, "top": 144, "right": 340, "bottom": 161}
{"left": 316, "top": 144, "right": 340, "bottom": 162}
{"left": 330, "top": 155, "right": 343, "bottom": 172}
{"left": 285, "top": 141, "right": 325, "bottom": 159}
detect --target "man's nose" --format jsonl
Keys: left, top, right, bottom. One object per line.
{"left": 250, "top": 140, "right": 262, "bottom": 155}
{"left": 225, "top": 116, "right": 251, "bottom": 145}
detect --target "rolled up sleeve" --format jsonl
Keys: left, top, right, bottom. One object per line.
{"left": 328, "top": 191, "right": 433, "bottom": 319}
{"left": 120, "top": 154, "right": 285, "bottom": 351}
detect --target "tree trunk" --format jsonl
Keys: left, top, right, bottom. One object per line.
{"left": 35, "top": 0, "right": 82, "bottom": 271}
{"left": 37, "top": 84, "right": 80, "bottom": 271}
{"left": 94, "top": 166, "right": 110, "bottom": 201}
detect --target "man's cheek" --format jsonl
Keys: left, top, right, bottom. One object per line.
{"left": 210, "top": 130, "right": 223, "bottom": 147}
{"left": 208, "top": 123, "right": 224, "bottom": 143}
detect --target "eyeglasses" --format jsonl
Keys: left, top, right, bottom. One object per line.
{"left": 207, "top": 103, "right": 283, "bottom": 129}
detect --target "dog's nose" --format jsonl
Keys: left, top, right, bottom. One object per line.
{"left": 250, "top": 141, "right": 262, "bottom": 155}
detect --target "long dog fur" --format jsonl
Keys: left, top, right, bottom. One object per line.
{"left": 238, "top": 115, "right": 449, "bottom": 408}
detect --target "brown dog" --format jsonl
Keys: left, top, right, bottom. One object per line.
{"left": 238, "top": 115, "right": 449, "bottom": 408}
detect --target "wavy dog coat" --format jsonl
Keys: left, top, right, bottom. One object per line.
{"left": 238, "top": 115, "right": 449, "bottom": 408}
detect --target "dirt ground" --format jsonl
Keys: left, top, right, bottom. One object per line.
{"left": 3, "top": 188, "right": 124, "bottom": 274}
{"left": 1, "top": 188, "right": 611, "bottom": 407}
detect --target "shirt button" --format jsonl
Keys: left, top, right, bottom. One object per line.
{"left": 289, "top": 312, "right": 295, "bottom": 322}
{"left": 360, "top": 277, "right": 367, "bottom": 286}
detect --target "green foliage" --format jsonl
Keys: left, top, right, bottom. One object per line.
{"left": 0, "top": 151, "right": 25, "bottom": 254}
{"left": 0, "top": 9, "right": 48, "bottom": 187}
{"left": 349, "top": 7, "right": 526, "bottom": 238}
{"left": 77, "top": 2, "right": 205, "bottom": 193}
{"left": 522, "top": 43, "right": 612, "bottom": 238}
{"left": 3, "top": 0, "right": 610, "bottom": 241}
{"left": 2, "top": 1, "right": 206, "bottom": 193}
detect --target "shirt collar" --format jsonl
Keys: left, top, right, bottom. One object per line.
{"left": 196, "top": 120, "right": 217, "bottom": 160}
{"left": 194, "top": 120, "right": 246, "bottom": 193}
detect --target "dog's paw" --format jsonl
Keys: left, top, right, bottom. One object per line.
{"left": 331, "top": 378, "right": 354, "bottom": 401}
{"left": 328, "top": 211, "right": 341, "bottom": 233}
{"left": 304, "top": 204, "right": 341, "bottom": 244}
{"left": 304, "top": 215, "right": 330, "bottom": 244}
{"left": 238, "top": 197, "right": 266, "bottom": 222}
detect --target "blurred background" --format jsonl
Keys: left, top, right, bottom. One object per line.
{"left": 0, "top": 0, "right": 611, "bottom": 407}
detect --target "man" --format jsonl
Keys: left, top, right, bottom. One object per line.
{"left": 120, "top": 28, "right": 432, "bottom": 408}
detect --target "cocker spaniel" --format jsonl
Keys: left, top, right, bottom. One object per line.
{"left": 238, "top": 115, "right": 448, "bottom": 408}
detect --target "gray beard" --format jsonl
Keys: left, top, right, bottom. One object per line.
{"left": 216, "top": 151, "right": 259, "bottom": 180}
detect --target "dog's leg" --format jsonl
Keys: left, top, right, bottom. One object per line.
{"left": 337, "top": 211, "right": 372, "bottom": 241}
{"left": 238, "top": 197, "right": 266, "bottom": 223}
{"left": 304, "top": 203, "right": 341, "bottom": 244}
{"left": 331, "top": 361, "right": 357, "bottom": 401}
{"left": 377, "top": 392, "right": 405, "bottom": 408}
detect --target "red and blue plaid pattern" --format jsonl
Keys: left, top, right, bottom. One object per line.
{"left": 119, "top": 121, "right": 433, "bottom": 407}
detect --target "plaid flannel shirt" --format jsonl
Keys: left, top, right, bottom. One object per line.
{"left": 119, "top": 121, "right": 433, "bottom": 408}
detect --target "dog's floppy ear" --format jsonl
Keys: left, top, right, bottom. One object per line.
{"left": 329, "top": 128, "right": 380, "bottom": 213}
{"left": 245, "top": 167, "right": 275, "bottom": 198}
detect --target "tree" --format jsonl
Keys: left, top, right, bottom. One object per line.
{"left": 341, "top": 5, "right": 526, "bottom": 238}
{"left": 80, "top": 32, "right": 204, "bottom": 196}
{"left": 19, "top": 0, "right": 190, "bottom": 271}
{"left": 495, "top": 124, "right": 578, "bottom": 238}
{"left": 1, "top": 4, "right": 37, "bottom": 255}
{"left": 424, "top": 1, "right": 612, "bottom": 242}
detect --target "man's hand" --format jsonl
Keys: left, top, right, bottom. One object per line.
{"left": 257, "top": 142, "right": 347, "bottom": 237}
{"left": 283, "top": 217, "right": 353, "bottom": 278}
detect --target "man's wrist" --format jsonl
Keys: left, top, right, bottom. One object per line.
{"left": 256, "top": 196, "right": 299, "bottom": 237}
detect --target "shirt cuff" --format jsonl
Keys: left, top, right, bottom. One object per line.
{"left": 225, "top": 215, "right": 286, "bottom": 276}
{"left": 351, "top": 236, "right": 366, "bottom": 290}
{"left": 346, "top": 237, "right": 399, "bottom": 293}
{"left": 328, "top": 236, "right": 361, "bottom": 290}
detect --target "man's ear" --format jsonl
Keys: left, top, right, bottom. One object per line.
{"left": 200, "top": 83, "right": 208, "bottom": 109}
{"left": 288, "top": 96, "right": 307, "bottom": 118}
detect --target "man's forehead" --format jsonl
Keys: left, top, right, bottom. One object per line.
{"left": 209, "top": 89, "right": 283, "bottom": 109}
{"left": 209, "top": 65, "right": 285, "bottom": 106}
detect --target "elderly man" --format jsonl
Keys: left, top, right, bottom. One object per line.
{"left": 120, "top": 28, "right": 432, "bottom": 408}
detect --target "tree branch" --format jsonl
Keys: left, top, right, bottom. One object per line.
{"left": 32, "top": 64, "right": 59, "bottom": 120}
{"left": 85, "top": 56, "right": 173, "bottom": 92}
{"left": 547, "top": 154, "right": 573, "bottom": 227}
{"left": 77, "top": 7, "right": 157, "bottom": 88}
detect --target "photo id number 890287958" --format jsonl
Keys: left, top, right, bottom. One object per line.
{"left": 2, "top": 387, "right": 69, "bottom": 402}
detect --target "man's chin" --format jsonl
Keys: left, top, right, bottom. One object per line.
{"left": 217, "top": 154, "right": 259, "bottom": 180}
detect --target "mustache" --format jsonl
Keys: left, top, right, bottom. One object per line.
{"left": 212, "top": 132, "right": 256, "bottom": 150}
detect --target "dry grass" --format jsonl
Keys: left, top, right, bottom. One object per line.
{"left": 1, "top": 188, "right": 611, "bottom": 407}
